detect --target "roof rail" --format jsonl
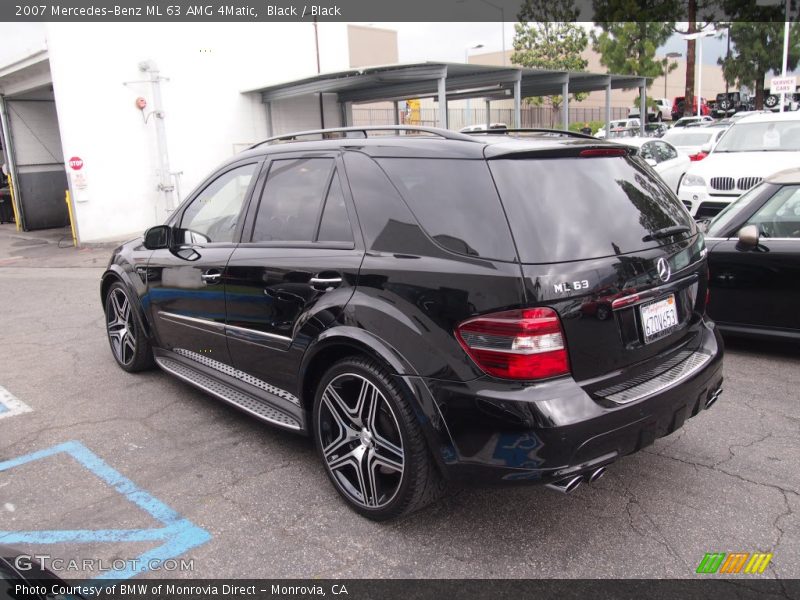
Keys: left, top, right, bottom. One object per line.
{"left": 462, "top": 128, "right": 597, "bottom": 140}
{"left": 250, "top": 125, "right": 478, "bottom": 148}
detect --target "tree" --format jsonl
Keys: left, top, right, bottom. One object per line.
{"left": 670, "top": 0, "right": 721, "bottom": 117}
{"left": 718, "top": 20, "right": 800, "bottom": 109}
{"left": 591, "top": 22, "right": 675, "bottom": 80}
{"left": 511, "top": 0, "right": 588, "bottom": 126}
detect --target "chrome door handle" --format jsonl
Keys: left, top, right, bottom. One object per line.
{"left": 201, "top": 271, "right": 222, "bottom": 284}
{"left": 310, "top": 276, "right": 342, "bottom": 290}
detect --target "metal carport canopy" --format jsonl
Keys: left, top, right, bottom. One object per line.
{"left": 244, "top": 62, "right": 649, "bottom": 132}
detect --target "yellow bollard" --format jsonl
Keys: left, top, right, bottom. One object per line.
{"left": 7, "top": 173, "right": 20, "bottom": 231}
{"left": 65, "top": 189, "right": 77, "bottom": 247}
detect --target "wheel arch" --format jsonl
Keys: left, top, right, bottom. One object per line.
{"left": 101, "top": 267, "right": 153, "bottom": 340}
{"left": 298, "top": 327, "right": 417, "bottom": 415}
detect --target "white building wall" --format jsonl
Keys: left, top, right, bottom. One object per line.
{"left": 43, "top": 22, "right": 350, "bottom": 243}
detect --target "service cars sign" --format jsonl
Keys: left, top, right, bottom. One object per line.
{"left": 68, "top": 156, "right": 84, "bottom": 171}
{"left": 770, "top": 76, "right": 797, "bottom": 94}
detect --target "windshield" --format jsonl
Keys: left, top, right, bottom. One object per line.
{"left": 714, "top": 120, "right": 800, "bottom": 152}
{"left": 489, "top": 156, "right": 694, "bottom": 263}
{"left": 663, "top": 131, "right": 714, "bottom": 146}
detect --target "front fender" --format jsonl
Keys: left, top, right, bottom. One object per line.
{"left": 101, "top": 264, "right": 153, "bottom": 339}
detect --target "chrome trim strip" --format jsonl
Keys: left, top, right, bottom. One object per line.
{"left": 610, "top": 274, "right": 698, "bottom": 312}
{"left": 155, "top": 356, "right": 301, "bottom": 430}
{"left": 225, "top": 323, "right": 293, "bottom": 343}
{"left": 158, "top": 311, "right": 226, "bottom": 332}
{"left": 599, "top": 351, "right": 712, "bottom": 405}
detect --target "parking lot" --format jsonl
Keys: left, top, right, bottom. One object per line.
{"left": 0, "top": 224, "right": 798, "bottom": 581}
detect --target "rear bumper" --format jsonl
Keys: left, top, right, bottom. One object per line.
{"left": 408, "top": 317, "right": 723, "bottom": 485}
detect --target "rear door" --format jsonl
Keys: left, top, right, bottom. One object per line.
{"left": 488, "top": 151, "right": 706, "bottom": 383}
{"left": 224, "top": 152, "right": 363, "bottom": 394}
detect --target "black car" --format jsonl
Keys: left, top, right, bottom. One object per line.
{"left": 705, "top": 167, "right": 800, "bottom": 341}
{"left": 713, "top": 92, "right": 749, "bottom": 119}
{"left": 101, "top": 126, "right": 723, "bottom": 520}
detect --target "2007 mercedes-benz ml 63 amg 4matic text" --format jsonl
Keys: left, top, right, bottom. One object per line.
{"left": 101, "top": 126, "right": 724, "bottom": 520}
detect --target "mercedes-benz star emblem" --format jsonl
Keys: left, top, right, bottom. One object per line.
{"left": 656, "top": 257, "right": 671, "bottom": 283}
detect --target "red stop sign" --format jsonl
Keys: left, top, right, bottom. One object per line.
{"left": 68, "top": 157, "right": 83, "bottom": 170}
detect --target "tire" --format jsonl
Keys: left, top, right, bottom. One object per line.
{"left": 656, "top": 112, "right": 662, "bottom": 122}
{"left": 596, "top": 305, "right": 610, "bottom": 321}
{"left": 104, "top": 281, "right": 154, "bottom": 372}
{"left": 765, "top": 94, "right": 779, "bottom": 108}
{"left": 313, "top": 357, "right": 446, "bottom": 520}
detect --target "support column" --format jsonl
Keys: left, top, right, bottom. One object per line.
{"left": 562, "top": 78, "right": 569, "bottom": 130}
{"left": 438, "top": 76, "right": 447, "bottom": 128}
{"left": 485, "top": 99, "right": 491, "bottom": 129}
{"left": 342, "top": 101, "right": 353, "bottom": 127}
{"left": 514, "top": 76, "right": 522, "bottom": 128}
{"left": 264, "top": 101, "right": 273, "bottom": 138}
{"left": 605, "top": 82, "right": 612, "bottom": 137}
{"left": 393, "top": 100, "right": 400, "bottom": 125}
{"left": 640, "top": 82, "right": 647, "bottom": 128}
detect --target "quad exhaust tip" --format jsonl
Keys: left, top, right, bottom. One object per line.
{"left": 546, "top": 466, "right": 608, "bottom": 494}
{"left": 705, "top": 387, "right": 724, "bottom": 409}
{"left": 545, "top": 475, "right": 583, "bottom": 495}
{"left": 588, "top": 466, "right": 607, "bottom": 483}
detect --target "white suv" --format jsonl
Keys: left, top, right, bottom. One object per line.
{"left": 678, "top": 111, "right": 800, "bottom": 218}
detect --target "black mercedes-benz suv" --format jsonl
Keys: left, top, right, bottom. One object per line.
{"left": 101, "top": 126, "right": 724, "bottom": 520}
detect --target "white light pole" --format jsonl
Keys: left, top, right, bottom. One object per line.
{"left": 682, "top": 30, "right": 716, "bottom": 117}
{"left": 757, "top": 0, "right": 792, "bottom": 112}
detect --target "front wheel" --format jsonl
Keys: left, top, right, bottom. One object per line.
{"left": 313, "top": 357, "right": 446, "bottom": 520}
{"left": 105, "top": 282, "right": 154, "bottom": 372}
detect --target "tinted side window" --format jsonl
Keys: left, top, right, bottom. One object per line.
{"left": 317, "top": 172, "right": 353, "bottom": 243}
{"left": 376, "top": 158, "right": 517, "bottom": 261}
{"left": 252, "top": 158, "right": 333, "bottom": 242}
{"left": 180, "top": 163, "right": 257, "bottom": 243}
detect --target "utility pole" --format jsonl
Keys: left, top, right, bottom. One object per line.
{"left": 139, "top": 61, "right": 175, "bottom": 213}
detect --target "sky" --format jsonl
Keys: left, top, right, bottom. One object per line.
{"left": 371, "top": 22, "right": 732, "bottom": 66}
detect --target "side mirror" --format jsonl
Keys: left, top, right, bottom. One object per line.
{"left": 736, "top": 224, "right": 759, "bottom": 251}
{"left": 645, "top": 158, "right": 658, "bottom": 167}
{"left": 143, "top": 225, "right": 172, "bottom": 250}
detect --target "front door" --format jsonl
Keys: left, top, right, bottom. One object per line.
{"left": 709, "top": 184, "right": 800, "bottom": 333}
{"left": 147, "top": 161, "right": 261, "bottom": 365}
{"left": 225, "top": 153, "right": 363, "bottom": 395}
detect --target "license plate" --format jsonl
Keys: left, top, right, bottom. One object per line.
{"left": 640, "top": 294, "right": 679, "bottom": 343}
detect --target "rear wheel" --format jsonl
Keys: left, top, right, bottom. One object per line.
{"left": 105, "top": 282, "right": 154, "bottom": 372}
{"left": 313, "top": 357, "right": 446, "bottom": 520}
{"left": 765, "top": 94, "right": 779, "bottom": 109}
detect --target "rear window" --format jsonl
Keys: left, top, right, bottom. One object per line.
{"left": 376, "top": 158, "right": 517, "bottom": 261}
{"left": 489, "top": 156, "right": 693, "bottom": 264}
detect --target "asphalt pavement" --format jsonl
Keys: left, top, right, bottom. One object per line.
{"left": 0, "top": 222, "right": 798, "bottom": 581}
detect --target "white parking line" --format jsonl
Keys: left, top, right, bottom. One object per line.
{"left": 0, "top": 385, "right": 32, "bottom": 419}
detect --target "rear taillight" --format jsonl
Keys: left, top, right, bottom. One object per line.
{"left": 689, "top": 152, "right": 708, "bottom": 161}
{"left": 455, "top": 308, "right": 570, "bottom": 380}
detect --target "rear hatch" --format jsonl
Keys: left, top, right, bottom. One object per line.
{"left": 486, "top": 146, "right": 708, "bottom": 386}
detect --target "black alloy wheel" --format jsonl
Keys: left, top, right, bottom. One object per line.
{"left": 313, "top": 357, "right": 445, "bottom": 520}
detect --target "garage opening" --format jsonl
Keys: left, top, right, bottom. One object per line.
{"left": 1, "top": 87, "right": 69, "bottom": 230}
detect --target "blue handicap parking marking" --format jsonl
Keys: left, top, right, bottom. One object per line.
{"left": 0, "top": 441, "right": 211, "bottom": 580}
{"left": 0, "top": 384, "right": 32, "bottom": 419}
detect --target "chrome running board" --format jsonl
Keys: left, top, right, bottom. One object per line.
{"left": 155, "top": 356, "right": 301, "bottom": 431}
